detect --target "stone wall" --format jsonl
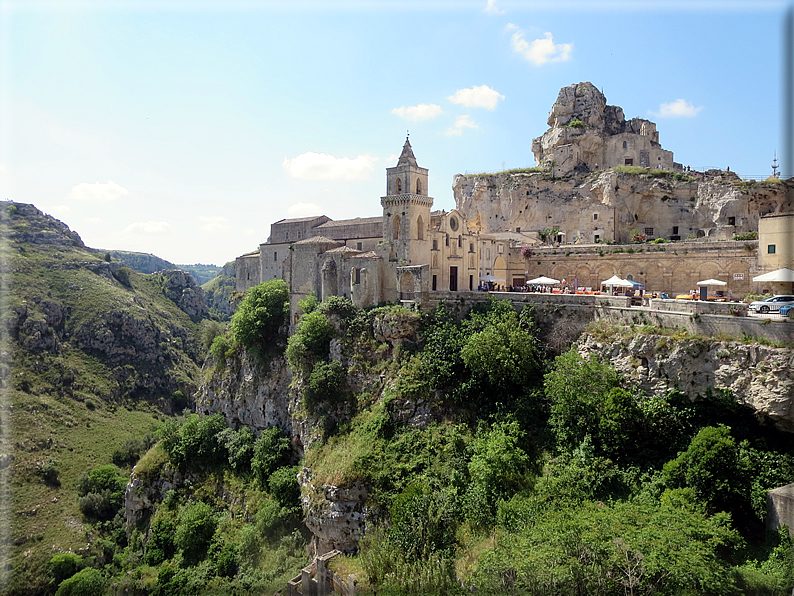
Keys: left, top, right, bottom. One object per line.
{"left": 235, "top": 253, "right": 262, "bottom": 292}
{"left": 767, "top": 484, "right": 794, "bottom": 536}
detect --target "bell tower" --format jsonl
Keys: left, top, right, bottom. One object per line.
{"left": 381, "top": 136, "right": 433, "bottom": 263}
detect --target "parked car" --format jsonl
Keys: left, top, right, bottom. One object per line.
{"left": 779, "top": 303, "right": 793, "bottom": 317}
{"left": 747, "top": 295, "right": 794, "bottom": 314}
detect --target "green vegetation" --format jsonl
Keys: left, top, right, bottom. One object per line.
{"left": 230, "top": 279, "right": 289, "bottom": 357}
{"left": 567, "top": 119, "right": 584, "bottom": 128}
{"left": 734, "top": 230, "right": 759, "bottom": 240}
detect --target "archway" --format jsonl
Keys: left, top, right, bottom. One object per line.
{"left": 416, "top": 215, "right": 424, "bottom": 240}
{"left": 395, "top": 177, "right": 402, "bottom": 193}
{"left": 494, "top": 256, "right": 508, "bottom": 287}
{"left": 416, "top": 178, "right": 422, "bottom": 194}
{"left": 393, "top": 215, "right": 401, "bottom": 240}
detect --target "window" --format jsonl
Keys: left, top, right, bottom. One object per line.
{"left": 768, "top": 244, "right": 776, "bottom": 254}
{"left": 416, "top": 179, "right": 422, "bottom": 194}
{"left": 728, "top": 216, "right": 736, "bottom": 226}
{"left": 594, "top": 234, "right": 600, "bottom": 242}
{"left": 432, "top": 275, "right": 437, "bottom": 291}
{"left": 449, "top": 217, "right": 458, "bottom": 231}
{"left": 285, "top": 232, "right": 289, "bottom": 240}
{"left": 644, "top": 227, "right": 653, "bottom": 236}
{"left": 625, "top": 158, "right": 633, "bottom": 166}
{"left": 396, "top": 178, "right": 402, "bottom": 193}
{"left": 445, "top": 234, "right": 449, "bottom": 247}
{"left": 516, "top": 227, "right": 521, "bottom": 233}
{"left": 623, "top": 141, "right": 627, "bottom": 149}
{"left": 274, "top": 251, "right": 278, "bottom": 262}
{"left": 593, "top": 213, "right": 598, "bottom": 221}
{"left": 672, "top": 226, "right": 679, "bottom": 235}
{"left": 498, "top": 244, "right": 504, "bottom": 254}
{"left": 469, "top": 243, "right": 474, "bottom": 253}
{"left": 457, "top": 236, "right": 462, "bottom": 248}
{"left": 356, "top": 242, "right": 363, "bottom": 251}
{"left": 353, "top": 268, "right": 361, "bottom": 284}
{"left": 433, "top": 239, "right": 438, "bottom": 250}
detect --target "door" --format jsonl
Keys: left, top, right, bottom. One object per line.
{"left": 449, "top": 267, "right": 458, "bottom": 291}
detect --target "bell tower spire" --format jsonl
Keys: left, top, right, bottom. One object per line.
{"left": 381, "top": 137, "right": 433, "bottom": 262}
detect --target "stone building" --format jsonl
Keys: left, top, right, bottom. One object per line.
{"left": 758, "top": 213, "right": 794, "bottom": 272}
{"left": 532, "top": 82, "right": 677, "bottom": 177}
{"left": 237, "top": 138, "right": 484, "bottom": 313}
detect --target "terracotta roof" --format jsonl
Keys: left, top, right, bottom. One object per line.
{"left": 316, "top": 216, "right": 382, "bottom": 228}
{"left": 325, "top": 246, "right": 361, "bottom": 254}
{"left": 296, "top": 236, "right": 342, "bottom": 245}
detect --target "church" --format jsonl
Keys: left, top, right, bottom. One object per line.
{"left": 236, "top": 138, "right": 510, "bottom": 315}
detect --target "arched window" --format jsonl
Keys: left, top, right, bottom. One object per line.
{"left": 416, "top": 215, "right": 424, "bottom": 240}
{"left": 395, "top": 177, "right": 402, "bottom": 193}
{"left": 393, "top": 214, "right": 401, "bottom": 240}
{"left": 416, "top": 178, "right": 422, "bottom": 194}
{"left": 623, "top": 141, "right": 627, "bottom": 149}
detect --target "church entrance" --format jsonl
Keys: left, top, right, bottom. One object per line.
{"left": 449, "top": 266, "right": 458, "bottom": 291}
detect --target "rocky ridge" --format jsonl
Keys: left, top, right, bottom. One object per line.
{"left": 577, "top": 332, "right": 794, "bottom": 432}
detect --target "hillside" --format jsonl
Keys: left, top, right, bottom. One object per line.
{"left": 105, "top": 250, "right": 223, "bottom": 285}
{"left": 0, "top": 203, "right": 210, "bottom": 594}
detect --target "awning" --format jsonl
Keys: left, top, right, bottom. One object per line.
{"left": 696, "top": 278, "right": 727, "bottom": 286}
{"left": 527, "top": 276, "right": 561, "bottom": 285}
{"left": 601, "top": 275, "right": 634, "bottom": 288}
{"left": 480, "top": 274, "right": 505, "bottom": 282}
{"left": 753, "top": 268, "right": 794, "bottom": 283}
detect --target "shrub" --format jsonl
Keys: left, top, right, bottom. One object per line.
{"left": 38, "top": 457, "right": 61, "bottom": 486}
{"left": 159, "top": 413, "right": 229, "bottom": 471}
{"left": 268, "top": 466, "right": 301, "bottom": 508}
{"left": 48, "top": 553, "right": 85, "bottom": 588}
{"left": 216, "top": 426, "right": 255, "bottom": 473}
{"left": 76, "top": 465, "right": 126, "bottom": 521}
{"left": 112, "top": 433, "right": 158, "bottom": 468}
{"left": 230, "top": 279, "right": 289, "bottom": 354}
{"left": 199, "top": 319, "right": 226, "bottom": 352}
{"left": 304, "top": 359, "right": 346, "bottom": 409}
{"left": 567, "top": 119, "right": 584, "bottom": 128}
{"left": 113, "top": 266, "right": 132, "bottom": 287}
{"left": 174, "top": 501, "right": 217, "bottom": 565}
{"left": 317, "top": 295, "right": 358, "bottom": 320}
{"left": 298, "top": 292, "right": 318, "bottom": 315}
{"left": 209, "top": 334, "right": 233, "bottom": 365}
{"left": 285, "top": 311, "right": 334, "bottom": 372}
{"left": 144, "top": 517, "right": 177, "bottom": 565}
{"left": 55, "top": 567, "right": 107, "bottom": 596}
{"left": 251, "top": 427, "right": 292, "bottom": 489}
{"left": 733, "top": 231, "right": 758, "bottom": 241}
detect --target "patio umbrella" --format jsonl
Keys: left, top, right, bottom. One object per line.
{"left": 696, "top": 278, "right": 727, "bottom": 286}
{"left": 752, "top": 268, "right": 794, "bottom": 283}
{"left": 527, "top": 276, "right": 560, "bottom": 285}
{"left": 601, "top": 275, "right": 633, "bottom": 287}
{"left": 479, "top": 274, "right": 505, "bottom": 282}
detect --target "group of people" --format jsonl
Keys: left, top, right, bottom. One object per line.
{"left": 477, "top": 283, "right": 572, "bottom": 294}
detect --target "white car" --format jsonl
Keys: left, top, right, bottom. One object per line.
{"left": 747, "top": 295, "right": 794, "bottom": 314}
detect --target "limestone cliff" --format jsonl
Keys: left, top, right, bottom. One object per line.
{"left": 577, "top": 332, "right": 794, "bottom": 432}
{"left": 453, "top": 170, "right": 792, "bottom": 243}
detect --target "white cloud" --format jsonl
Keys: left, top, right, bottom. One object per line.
{"left": 198, "top": 215, "right": 231, "bottom": 233}
{"left": 446, "top": 115, "right": 480, "bottom": 136}
{"left": 123, "top": 221, "right": 172, "bottom": 235}
{"left": 448, "top": 85, "right": 505, "bottom": 110}
{"left": 391, "top": 103, "right": 443, "bottom": 121}
{"left": 282, "top": 152, "right": 378, "bottom": 181}
{"left": 47, "top": 204, "right": 70, "bottom": 214}
{"left": 509, "top": 26, "right": 573, "bottom": 66}
{"left": 287, "top": 202, "right": 323, "bottom": 216}
{"left": 70, "top": 180, "right": 129, "bottom": 203}
{"left": 86, "top": 217, "right": 102, "bottom": 224}
{"left": 483, "top": 0, "right": 505, "bottom": 14}
{"left": 652, "top": 99, "right": 703, "bottom": 118}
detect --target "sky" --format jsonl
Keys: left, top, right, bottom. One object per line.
{"left": 1, "top": 0, "right": 791, "bottom": 266}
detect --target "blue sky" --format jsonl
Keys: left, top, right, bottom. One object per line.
{"left": 1, "top": 1, "right": 790, "bottom": 265}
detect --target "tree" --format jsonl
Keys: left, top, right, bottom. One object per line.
{"left": 251, "top": 426, "right": 292, "bottom": 489}
{"left": 230, "top": 279, "right": 289, "bottom": 354}
{"left": 174, "top": 501, "right": 217, "bottom": 565}
{"left": 662, "top": 425, "right": 748, "bottom": 514}
{"left": 285, "top": 310, "right": 334, "bottom": 372}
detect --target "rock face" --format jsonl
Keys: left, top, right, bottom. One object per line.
{"left": 531, "top": 82, "right": 675, "bottom": 176}
{"left": 4, "top": 202, "right": 85, "bottom": 247}
{"left": 159, "top": 269, "right": 209, "bottom": 321}
{"left": 300, "top": 470, "right": 368, "bottom": 554}
{"left": 577, "top": 333, "right": 794, "bottom": 432}
{"left": 194, "top": 350, "right": 305, "bottom": 443}
{"left": 124, "top": 464, "right": 195, "bottom": 533}
{"left": 453, "top": 169, "right": 791, "bottom": 244}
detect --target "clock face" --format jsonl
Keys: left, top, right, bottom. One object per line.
{"left": 450, "top": 216, "right": 458, "bottom": 231}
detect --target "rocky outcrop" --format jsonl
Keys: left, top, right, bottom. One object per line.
{"left": 453, "top": 170, "right": 791, "bottom": 243}
{"left": 124, "top": 464, "right": 195, "bottom": 533}
{"left": 194, "top": 350, "right": 304, "bottom": 443}
{"left": 159, "top": 269, "right": 209, "bottom": 321}
{"left": 4, "top": 202, "right": 85, "bottom": 247}
{"left": 577, "top": 333, "right": 794, "bottom": 432}
{"left": 372, "top": 310, "right": 421, "bottom": 347}
{"left": 300, "top": 469, "right": 369, "bottom": 554}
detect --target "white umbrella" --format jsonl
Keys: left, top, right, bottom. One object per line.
{"left": 479, "top": 274, "right": 505, "bottom": 282}
{"left": 696, "top": 278, "right": 727, "bottom": 286}
{"left": 601, "top": 275, "right": 633, "bottom": 287}
{"left": 527, "top": 276, "right": 560, "bottom": 285}
{"left": 752, "top": 268, "right": 794, "bottom": 283}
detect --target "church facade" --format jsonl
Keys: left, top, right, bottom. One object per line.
{"left": 236, "top": 138, "right": 500, "bottom": 315}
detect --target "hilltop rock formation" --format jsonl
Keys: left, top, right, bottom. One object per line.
{"left": 454, "top": 170, "right": 792, "bottom": 243}
{"left": 160, "top": 269, "right": 209, "bottom": 321}
{"left": 531, "top": 82, "right": 675, "bottom": 176}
